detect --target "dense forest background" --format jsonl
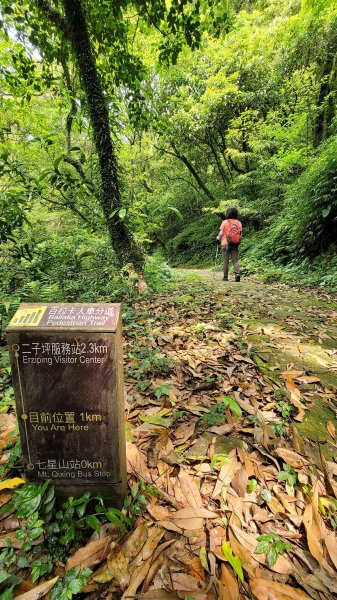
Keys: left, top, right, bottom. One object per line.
{"left": 1, "top": 0, "right": 337, "bottom": 316}
{"left": 1, "top": 2, "right": 337, "bottom": 597}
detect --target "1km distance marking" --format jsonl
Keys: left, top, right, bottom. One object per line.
{"left": 9, "top": 306, "right": 47, "bottom": 327}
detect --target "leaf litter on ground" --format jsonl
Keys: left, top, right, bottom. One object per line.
{"left": 1, "top": 274, "right": 337, "bottom": 598}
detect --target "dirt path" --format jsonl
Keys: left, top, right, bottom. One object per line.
{"left": 175, "top": 268, "right": 337, "bottom": 447}
{"left": 178, "top": 268, "right": 337, "bottom": 387}
{"left": 123, "top": 269, "right": 337, "bottom": 597}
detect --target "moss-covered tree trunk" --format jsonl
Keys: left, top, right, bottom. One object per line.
{"left": 62, "top": 0, "right": 145, "bottom": 274}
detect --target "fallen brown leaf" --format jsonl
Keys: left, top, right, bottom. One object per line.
{"left": 173, "top": 419, "right": 197, "bottom": 445}
{"left": 250, "top": 577, "right": 312, "bottom": 599}
{"left": 121, "top": 555, "right": 153, "bottom": 599}
{"left": 0, "top": 515, "right": 20, "bottom": 531}
{"left": 147, "top": 503, "right": 172, "bottom": 520}
{"left": 212, "top": 453, "right": 237, "bottom": 498}
{"left": 106, "top": 545, "right": 130, "bottom": 587}
{"left": 171, "top": 572, "right": 205, "bottom": 592}
{"left": 231, "top": 465, "right": 249, "bottom": 497}
{"left": 274, "top": 447, "right": 309, "bottom": 468}
{"left": 140, "top": 591, "right": 179, "bottom": 599}
{"left": 177, "top": 469, "right": 203, "bottom": 508}
{"left": 0, "top": 490, "right": 12, "bottom": 508}
{"left": 295, "top": 375, "right": 320, "bottom": 384}
{"left": 126, "top": 441, "right": 151, "bottom": 479}
{"left": 324, "top": 530, "right": 337, "bottom": 570}
{"left": 170, "top": 507, "right": 218, "bottom": 520}
{"left": 15, "top": 576, "right": 59, "bottom": 600}
{"left": 218, "top": 563, "right": 239, "bottom": 600}
{"left": 122, "top": 522, "right": 148, "bottom": 564}
{"left": 327, "top": 420, "right": 336, "bottom": 439}
{"left": 131, "top": 527, "right": 165, "bottom": 566}
{"left": 302, "top": 481, "right": 335, "bottom": 576}
{"left": 66, "top": 536, "right": 112, "bottom": 571}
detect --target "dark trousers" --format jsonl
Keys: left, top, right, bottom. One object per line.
{"left": 222, "top": 245, "right": 240, "bottom": 278}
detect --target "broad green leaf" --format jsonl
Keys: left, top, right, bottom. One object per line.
{"left": 68, "top": 578, "right": 84, "bottom": 594}
{"left": 140, "top": 414, "right": 168, "bottom": 426}
{"left": 266, "top": 544, "right": 278, "bottom": 567}
{"left": 82, "top": 568, "right": 92, "bottom": 578}
{"left": 255, "top": 540, "right": 270, "bottom": 554}
{"left": 221, "top": 541, "right": 244, "bottom": 582}
{"left": 136, "top": 380, "right": 151, "bottom": 390}
{"left": 53, "top": 155, "right": 64, "bottom": 170}
{"left": 2, "top": 301, "right": 11, "bottom": 313}
{"left": 1, "top": 586, "right": 15, "bottom": 600}
{"left": 0, "top": 571, "right": 11, "bottom": 584}
{"left": 210, "top": 453, "right": 230, "bottom": 470}
{"left": 199, "top": 546, "right": 209, "bottom": 572}
{"left": 105, "top": 512, "right": 127, "bottom": 532}
{"left": 154, "top": 384, "right": 171, "bottom": 399}
{"left": 248, "top": 478, "right": 258, "bottom": 492}
{"left": 86, "top": 514, "right": 101, "bottom": 533}
{"left": 261, "top": 489, "right": 272, "bottom": 502}
{"left": 167, "top": 205, "right": 184, "bottom": 220}
{"left": 221, "top": 396, "right": 242, "bottom": 417}
{"left": 322, "top": 205, "right": 331, "bottom": 218}
{"left": 257, "top": 533, "right": 277, "bottom": 543}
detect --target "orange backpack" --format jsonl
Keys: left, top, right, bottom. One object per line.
{"left": 226, "top": 221, "right": 242, "bottom": 245}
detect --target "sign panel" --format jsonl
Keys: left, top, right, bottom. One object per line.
{"left": 6, "top": 304, "right": 126, "bottom": 506}
{"left": 9, "top": 303, "right": 119, "bottom": 330}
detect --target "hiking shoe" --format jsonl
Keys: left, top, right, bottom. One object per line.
{"left": 235, "top": 275, "right": 241, "bottom": 282}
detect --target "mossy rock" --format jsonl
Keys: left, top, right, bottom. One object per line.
{"left": 186, "top": 432, "right": 242, "bottom": 459}
{"left": 297, "top": 398, "right": 337, "bottom": 443}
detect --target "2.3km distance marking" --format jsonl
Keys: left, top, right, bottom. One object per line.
{"left": 88, "top": 342, "right": 107, "bottom": 354}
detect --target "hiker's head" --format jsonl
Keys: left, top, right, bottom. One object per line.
{"left": 226, "top": 206, "right": 238, "bottom": 219}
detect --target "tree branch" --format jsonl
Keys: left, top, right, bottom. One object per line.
{"left": 63, "top": 156, "right": 92, "bottom": 186}
{"left": 164, "top": 174, "right": 203, "bottom": 197}
{"left": 34, "top": 0, "right": 70, "bottom": 37}
{"left": 227, "top": 154, "right": 245, "bottom": 175}
{"left": 206, "top": 135, "right": 229, "bottom": 186}
{"left": 60, "top": 51, "right": 78, "bottom": 155}
{"left": 154, "top": 142, "right": 215, "bottom": 202}
{"left": 41, "top": 193, "right": 95, "bottom": 225}
{"left": 141, "top": 179, "right": 154, "bottom": 193}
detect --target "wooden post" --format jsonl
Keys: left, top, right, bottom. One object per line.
{"left": 6, "top": 303, "right": 127, "bottom": 507}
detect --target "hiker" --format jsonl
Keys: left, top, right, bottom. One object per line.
{"left": 216, "top": 207, "right": 242, "bottom": 282}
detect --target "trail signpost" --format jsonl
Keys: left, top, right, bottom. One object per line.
{"left": 6, "top": 303, "right": 126, "bottom": 506}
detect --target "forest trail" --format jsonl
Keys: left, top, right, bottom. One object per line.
{"left": 181, "top": 267, "right": 337, "bottom": 395}
{"left": 122, "top": 269, "right": 337, "bottom": 598}
{"left": 2, "top": 270, "right": 337, "bottom": 599}
{"left": 175, "top": 267, "right": 337, "bottom": 445}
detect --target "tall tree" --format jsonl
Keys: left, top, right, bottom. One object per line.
{"left": 1, "top": 0, "right": 229, "bottom": 275}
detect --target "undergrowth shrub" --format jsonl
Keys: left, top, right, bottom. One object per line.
{"left": 166, "top": 213, "right": 219, "bottom": 266}
{"left": 0, "top": 231, "right": 172, "bottom": 329}
{"left": 259, "top": 136, "right": 337, "bottom": 262}
{"left": 144, "top": 254, "right": 172, "bottom": 291}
